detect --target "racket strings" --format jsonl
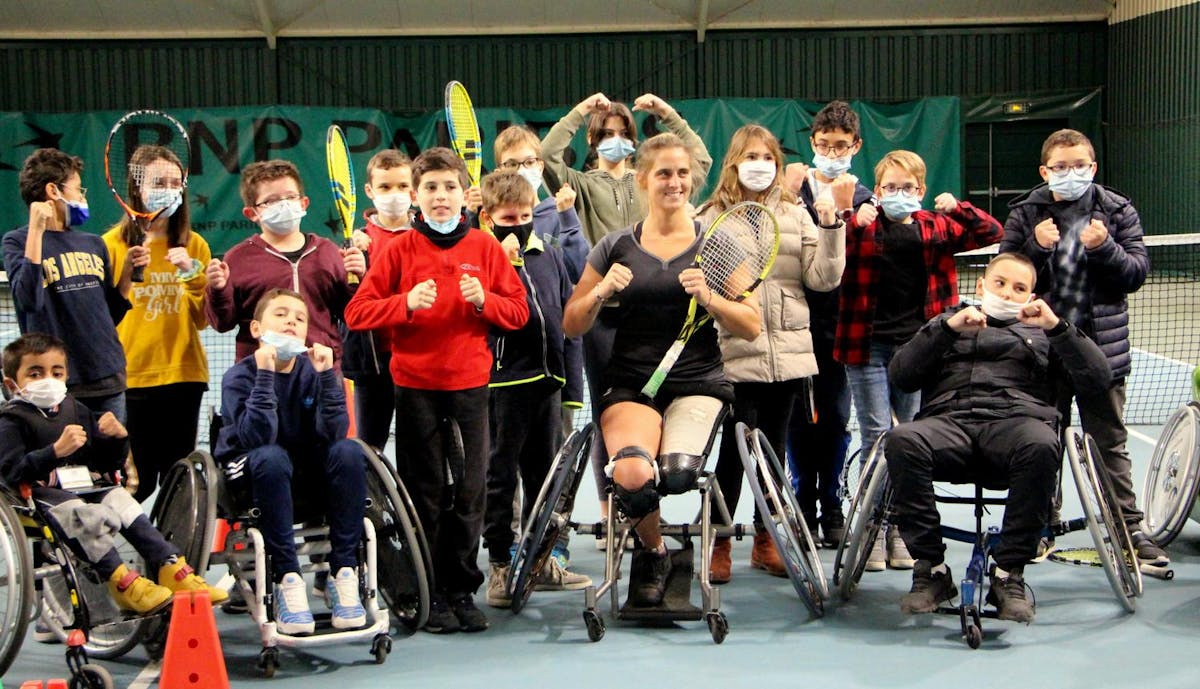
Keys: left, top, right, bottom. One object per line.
{"left": 700, "top": 209, "right": 775, "bottom": 300}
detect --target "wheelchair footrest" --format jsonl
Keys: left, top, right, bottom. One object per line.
{"left": 618, "top": 548, "right": 702, "bottom": 622}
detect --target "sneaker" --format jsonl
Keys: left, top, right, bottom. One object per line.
{"left": 328, "top": 567, "right": 367, "bottom": 629}
{"left": 274, "top": 572, "right": 315, "bottom": 635}
{"left": 33, "top": 618, "right": 59, "bottom": 644}
{"left": 424, "top": 594, "right": 460, "bottom": 634}
{"left": 710, "top": 537, "right": 732, "bottom": 585}
{"left": 821, "top": 509, "right": 846, "bottom": 549}
{"left": 222, "top": 582, "right": 248, "bottom": 615}
{"left": 887, "top": 526, "right": 915, "bottom": 569}
{"left": 865, "top": 530, "right": 886, "bottom": 572}
{"left": 107, "top": 564, "right": 173, "bottom": 615}
{"left": 986, "top": 567, "right": 1035, "bottom": 623}
{"left": 899, "top": 560, "right": 958, "bottom": 614}
{"left": 486, "top": 562, "right": 512, "bottom": 609}
{"left": 1129, "top": 530, "right": 1169, "bottom": 566}
{"left": 750, "top": 528, "right": 787, "bottom": 577}
{"left": 628, "top": 547, "right": 672, "bottom": 607}
{"left": 803, "top": 512, "right": 821, "bottom": 548}
{"left": 450, "top": 594, "right": 489, "bottom": 632}
{"left": 550, "top": 544, "right": 572, "bottom": 569}
{"left": 157, "top": 556, "right": 229, "bottom": 605}
{"left": 1031, "top": 535, "right": 1057, "bottom": 563}
{"left": 535, "top": 557, "right": 592, "bottom": 591}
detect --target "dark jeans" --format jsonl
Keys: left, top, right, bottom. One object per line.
{"left": 788, "top": 347, "right": 852, "bottom": 520}
{"left": 394, "top": 385, "right": 489, "bottom": 596}
{"left": 484, "top": 381, "right": 562, "bottom": 563}
{"left": 714, "top": 380, "right": 802, "bottom": 525}
{"left": 127, "top": 382, "right": 205, "bottom": 503}
{"left": 227, "top": 439, "right": 367, "bottom": 582}
{"left": 885, "top": 414, "right": 1059, "bottom": 570}
{"left": 1054, "top": 374, "right": 1141, "bottom": 525}
{"left": 353, "top": 373, "right": 396, "bottom": 452}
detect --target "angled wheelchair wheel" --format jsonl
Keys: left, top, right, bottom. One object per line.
{"left": 838, "top": 447, "right": 865, "bottom": 503}
{"left": 0, "top": 494, "right": 33, "bottom": 676}
{"left": 357, "top": 440, "right": 432, "bottom": 632}
{"left": 1141, "top": 402, "right": 1200, "bottom": 547}
{"left": 735, "top": 423, "right": 826, "bottom": 617}
{"left": 834, "top": 433, "right": 890, "bottom": 601}
{"left": 509, "top": 423, "right": 595, "bottom": 614}
{"left": 1065, "top": 429, "right": 1139, "bottom": 612}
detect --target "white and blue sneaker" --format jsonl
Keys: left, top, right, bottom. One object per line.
{"left": 328, "top": 567, "right": 367, "bottom": 629}
{"left": 274, "top": 572, "right": 315, "bottom": 635}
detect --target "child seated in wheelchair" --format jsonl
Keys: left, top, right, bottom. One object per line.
{"left": 214, "top": 288, "right": 368, "bottom": 635}
{"left": 0, "top": 333, "right": 227, "bottom": 616}
{"left": 884, "top": 252, "right": 1111, "bottom": 623}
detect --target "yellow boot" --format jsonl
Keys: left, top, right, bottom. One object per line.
{"left": 158, "top": 556, "right": 229, "bottom": 605}
{"left": 108, "top": 564, "right": 173, "bottom": 615}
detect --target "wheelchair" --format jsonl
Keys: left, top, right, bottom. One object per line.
{"left": 150, "top": 411, "right": 432, "bottom": 677}
{"left": 833, "top": 426, "right": 1142, "bottom": 649}
{"left": 1140, "top": 401, "right": 1200, "bottom": 548}
{"left": 508, "top": 420, "right": 826, "bottom": 645}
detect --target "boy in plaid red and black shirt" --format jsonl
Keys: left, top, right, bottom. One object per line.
{"left": 836, "top": 150, "right": 1002, "bottom": 569}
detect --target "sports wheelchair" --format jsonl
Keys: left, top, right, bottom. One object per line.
{"left": 1140, "top": 401, "right": 1200, "bottom": 549}
{"left": 151, "top": 414, "right": 432, "bottom": 677}
{"left": 833, "top": 426, "right": 1142, "bottom": 649}
{"left": 507, "top": 421, "right": 826, "bottom": 644}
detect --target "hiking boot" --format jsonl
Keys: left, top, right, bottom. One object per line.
{"left": 629, "top": 547, "right": 672, "bottom": 607}
{"left": 821, "top": 509, "right": 846, "bottom": 549}
{"left": 750, "top": 528, "right": 786, "bottom": 577}
{"left": 710, "top": 537, "right": 732, "bottom": 584}
{"left": 158, "top": 556, "right": 229, "bottom": 605}
{"left": 1129, "top": 529, "right": 1169, "bottom": 566}
{"left": 986, "top": 567, "right": 1035, "bottom": 623}
{"left": 424, "top": 594, "right": 459, "bottom": 634}
{"left": 450, "top": 594, "right": 489, "bottom": 632}
{"left": 535, "top": 556, "right": 592, "bottom": 591}
{"left": 107, "top": 564, "right": 173, "bottom": 616}
{"left": 328, "top": 567, "right": 367, "bottom": 629}
{"left": 865, "top": 530, "right": 886, "bottom": 572}
{"left": 900, "top": 560, "right": 957, "bottom": 614}
{"left": 887, "top": 526, "right": 915, "bottom": 569}
{"left": 274, "top": 572, "right": 315, "bottom": 635}
{"left": 486, "top": 562, "right": 512, "bottom": 608}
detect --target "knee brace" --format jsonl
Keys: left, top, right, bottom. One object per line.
{"left": 658, "top": 453, "right": 705, "bottom": 495}
{"left": 606, "top": 446, "right": 660, "bottom": 518}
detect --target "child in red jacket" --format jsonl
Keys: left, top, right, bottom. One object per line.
{"left": 344, "top": 148, "right": 528, "bottom": 634}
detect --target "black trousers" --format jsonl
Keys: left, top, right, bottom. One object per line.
{"left": 127, "top": 382, "right": 206, "bottom": 503}
{"left": 394, "top": 385, "right": 490, "bottom": 596}
{"left": 353, "top": 373, "right": 397, "bottom": 452}
{"left": 483, "top": 381, "right": 562, "bottom": 563}
{"left": 885, "top": 414, "right": 1059, "bottom": 570}
{"left": 713, "top": 380, "right": 801, "bottom": 525}
{"left": 789, "top": 347, "right": 852, "bottom": 520}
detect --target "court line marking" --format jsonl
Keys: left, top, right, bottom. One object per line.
{"left": 1128, "top": 427, "right": 1159, "bottom": 447}
{"left": 128, "top": 659, "right": 160, "bottom": 689}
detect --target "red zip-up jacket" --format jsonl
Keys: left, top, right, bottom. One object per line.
{"left": 344, "top": 222, "right": 528, "bottom": 391}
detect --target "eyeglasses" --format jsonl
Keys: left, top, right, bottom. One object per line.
{"left": 812, "top": 141, "right": 857, "bottom": 157}
{"left": 499, "top": 157, "right": 542, "bottom": 170}
{"left": 880, "top": 183, "right": 920, "bottom": 195}
{"left": 1044, "top": 161, "right": 1093, "bottom": 175}
{"left": 254, "top": 194, "right": 302, "bottom": 209}
{"left": 58, "top": 183, "right": 87, "bottom": 197}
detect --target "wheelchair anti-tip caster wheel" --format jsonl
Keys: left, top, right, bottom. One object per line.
{"left": 70, "top": 663, "right": 114, "bottom": 689}
{"left": 965, "top": 624, "right": 982, "bottom": 649}
{"left": 706, "top": 611, "right": 729, "bottom": 644}
{"left": 372, "top": 634, "right": 392, "bottom": 664}
{"left": 258, "top": 646, "right": 280, "bottom": 678}
{"left": 583, "top": 610, "right": 605, "bottom": 642}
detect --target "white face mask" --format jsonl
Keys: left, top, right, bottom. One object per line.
{"left": 258, "top": 200, "right": 306, "bottom": 235}
{"left": 737, "top": 160, "right": 776, "bottom": 192}
{"left": 260, "top": 331, "right": 308, "bottom": 361}
{"left": 517, "top": 166, "right": 544, "bottom": 194}
{"left": 373, "top": 192, "right": 412, "bottom": 220}
{"left": 980, "top": 287, "right": 1032, "bottom": 321}
{"left": 18, "top": 378, "right": 68, "bottom": 409}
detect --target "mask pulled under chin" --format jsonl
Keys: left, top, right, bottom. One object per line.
{"left": 426, "top": 215, "right": 461, "bottom": 235}
{"left": 980, "top": 288, "right": 1031, "bottom": 321}
{"left": 260, "top": 331, "right": 309, "bottom": 361}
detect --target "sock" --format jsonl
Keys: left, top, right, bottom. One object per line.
{"left": 995, "top": 566, "right": 1009, "bottom": 579}
{"left": 930, "top": 562, "right": 948, "bottom": 575}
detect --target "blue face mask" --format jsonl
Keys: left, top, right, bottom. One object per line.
{"left": 260, "top": 330, "right": 308, "bottom": 361}
{"left": 1047, "top": 168, "right": 1094, "bottom": 202}
{"left": 879, "top": 191, "right": 922, "bottom": 220}
{"left": 596, "top": 136, "right": 636, "bottom": 163}
{"left": 812, "top": 153, "right": 852, "bottom": 179}
{"left": 64, "top": 199, "right": 90, "bottom": 227}
{"left": 427, "top": 215, "right": 460, "bottom": 234}
{"left": 145, "top": 189, "right": 183, "bottom": 218}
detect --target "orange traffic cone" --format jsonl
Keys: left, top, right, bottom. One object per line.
{"left": 160, "top": 590, "right": 229, "bottom": 689}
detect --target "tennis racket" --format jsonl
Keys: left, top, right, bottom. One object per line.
{"left": 640, "top": 201, "right": 781, "bottom": 398}
{"left": 103, "top": 110, "right": 191, "bottom": 283}
{"left": 1048, "top": 547, "right": 1174, "bottom": 580}
{"left": 444, "top": 80, "right": 482, "bottom": 187}
{"left": 325, "top": 124, "right": 358, "bottom": 284}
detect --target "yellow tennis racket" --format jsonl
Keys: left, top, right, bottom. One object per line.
{"left": 444, "top": 80, "right": 482, "bottom": 187}
{"left": 325, "top": 124, "right": 358, "bottom": 284}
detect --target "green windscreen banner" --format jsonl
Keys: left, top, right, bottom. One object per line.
{"left": 0, "top": 97, "right": 959, "bottom": 258}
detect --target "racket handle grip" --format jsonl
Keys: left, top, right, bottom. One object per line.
{"left": 131, "top": 264, "right": 145, "bottom": 283}
{"left": 343, "top": 237, "right": 360, "bottom": 285}
{"left": 640, "top": 342, "right": 684, "bottom": 398}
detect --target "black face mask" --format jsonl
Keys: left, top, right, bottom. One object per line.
{"left": 493, "top": 221, "right": 533, "bottom": 250}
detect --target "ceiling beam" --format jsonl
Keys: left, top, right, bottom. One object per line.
{"left": 696, "top": 0, "right": 711, "bottom": 43}
{"left": 254, "top": 0, "right": 278, "bottom": 49}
